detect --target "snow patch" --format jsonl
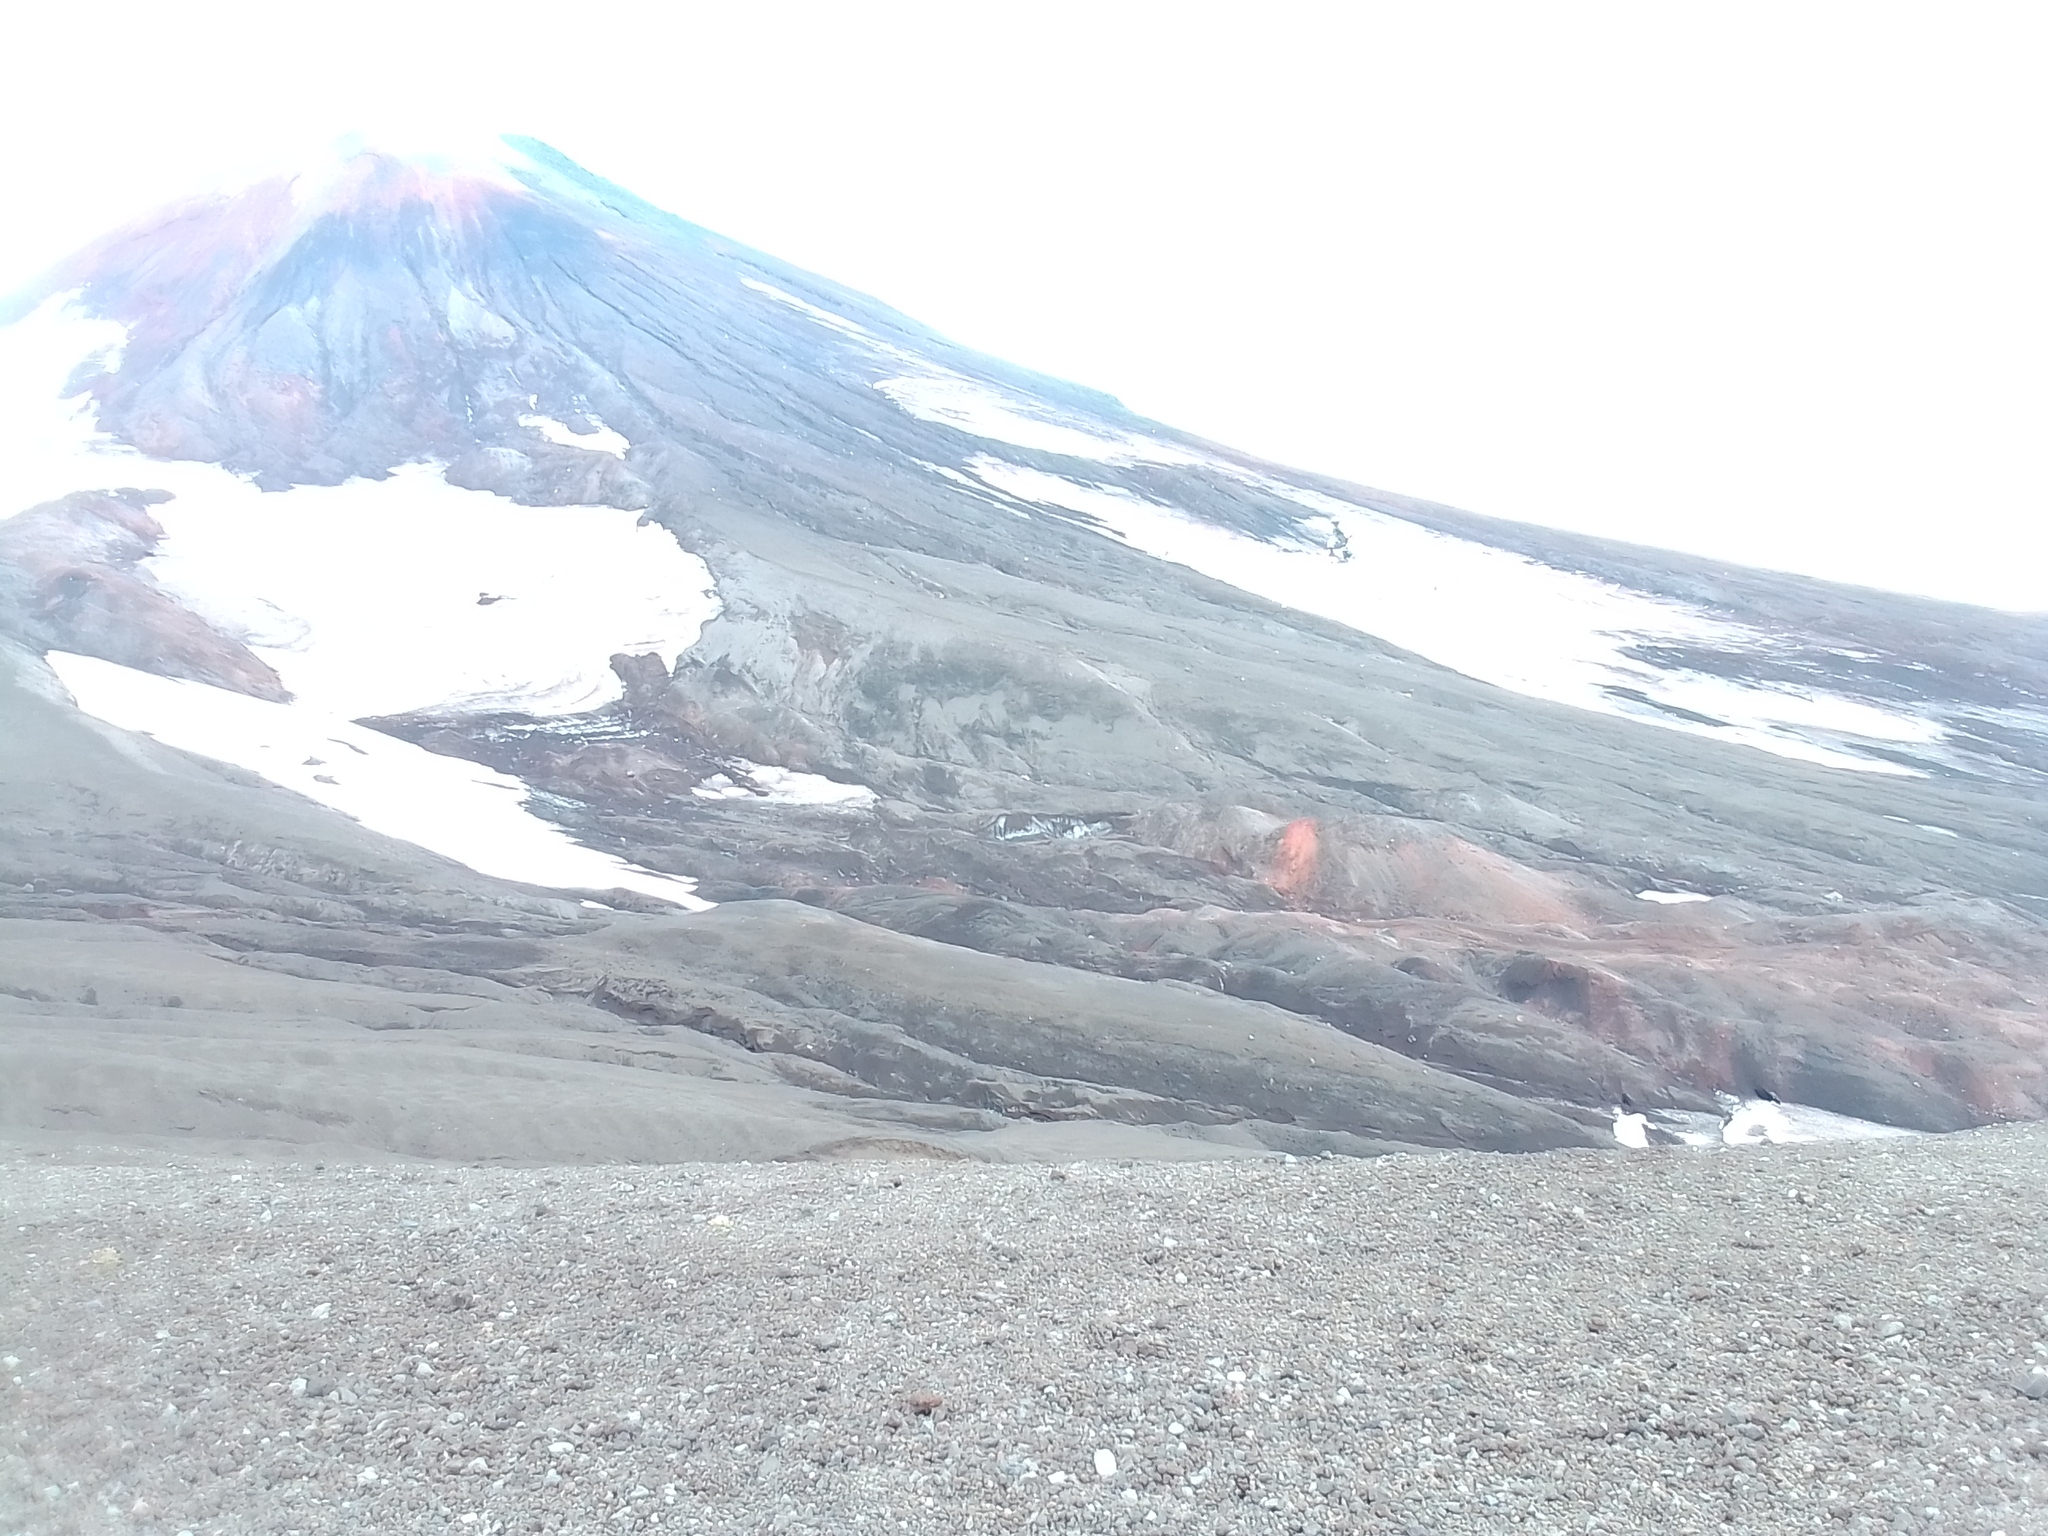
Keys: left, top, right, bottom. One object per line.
{"left": 1636, "top": 890, "right": 1714, "bottom": 905}
{"left": 967, "top": 457, "right": 1940, "bottom": 779}
{"left": 909, "top": 460, "right": 1030, "bottom": 517}
{"left": 519, "top": 413, "right": 629, "bottom": 458}
{"left": 691, "top": 761, "right": 877, "bottom": 808}
{"left": 0, "top": 295, "right": 130, "bottom": 520}
{"left": 1884, "top": 815, "right": 1958, "bottom": 838}
{"left": 0, "top": 299, "right": 717, "bottom": 722}
{"left": 1719, "top": 1099, "right": 1920, "bottom": 1146}
{"left": 878, "top": 374, "right": 1203, "bottom": 466}
{"left": 739, "top": 272, "right": 1204, "bottom": 468}
{"left": 1611, "top": 1110, "right": 1651, "bottom": 1149}
{"left": 740, "top": 277, "right": 894, "bottom": 347}
{"left": 46, "top": 653, "right": 707, "bottom": 908}
{"left": 142, "top": 463, "right": 712, "bottom": 719}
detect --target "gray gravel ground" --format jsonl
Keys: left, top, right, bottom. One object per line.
{"left": 4, "top": 1129, "right": 2046, "bottom": 1536}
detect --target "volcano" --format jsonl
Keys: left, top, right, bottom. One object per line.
{"left": 2, "top": 137, "right": 2044, "bottom": 1160}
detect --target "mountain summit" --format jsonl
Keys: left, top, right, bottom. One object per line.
{"left": 1, "top": 138, "right": 2044, "bottom": 1159}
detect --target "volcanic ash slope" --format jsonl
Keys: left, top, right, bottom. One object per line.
{"left": 4, "top": 1127, "right": 2046, "bottom": 1536}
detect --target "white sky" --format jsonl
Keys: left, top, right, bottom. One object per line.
{"left": 5, "top": 1, "right": 2043, "bottom": 610}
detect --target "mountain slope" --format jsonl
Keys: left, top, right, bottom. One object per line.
{"left": 2, "top": 137, "right": 2043, "bottom": 1156}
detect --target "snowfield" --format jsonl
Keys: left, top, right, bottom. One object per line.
{"left": 754, "top": 272, "right": 1967, "bottom": 783}
{"left": 964, "top": 457, "right": 1944, "bottom": 779}
{"left": 46, "top": 653, "right": 709, "bottom": 907}
{"left": 1, "top": 295, "right": 725, "bottom": 900}
{"left": 1, "top": 297, "right": 718, "bottom": 722}
{"left": 0, "top": 297, "right": 131, "bottom": 517}
{"left": 141, "top": 463, "right": 713, "bottom": 720}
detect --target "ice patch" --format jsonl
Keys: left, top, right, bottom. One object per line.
{"left": 46, "top": 653, "right": 707, "bottom": 907}
{"left": 519, "top": 413, "right": 629, "bottom": 458}
{"left": 691, "top": 761, "right": 877, "bottom": 808}
{"left": 1611, "top": 1110, "right": 1651, "bottom": 1149}
{"left": 1719, "top": 1099, "right": 1920, "bottom": 1146}
{"left": 967, "top": 457, "right": 1938, "bottom": 778}
{"left": 1637, "top": 890, "right": 1714, "bottom": 905}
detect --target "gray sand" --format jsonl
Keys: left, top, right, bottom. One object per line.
{"left": 4, "top": 1130, "right": 2046, "bottom": 1536}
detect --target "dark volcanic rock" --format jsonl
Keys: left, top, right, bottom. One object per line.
{"left": 0, "top": 491, "right": 285, "bottom": 698}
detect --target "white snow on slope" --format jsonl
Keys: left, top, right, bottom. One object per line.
{"left": 519, "top": 413, "right": 629, "bottom": 458}
{"left": 1718, "top": 1099, "right": 1920, "bottom": 1146}
{"left": 2, "top": 295, "right": 726, "bottom": 896}
{"left": 0, "top": 298, "right": 129, "bottom": 518}
{"left": 691, "top": 761, "right": 878, "bottom": 808}
{"left": 740, "top": 273, "right": 1204, "bottom": 466}
{"left": 740, "top": 277, "right": 901, "bottom": 350}
{"left": 145, "top": 465, "right": 714, "bottom": 719}
{"left": 876, "top": 373, "right": 1204, "bottom": 465}
{"left": 804, "top": 296, "right": 1961, "bottom": 781}
{"left": 1611, "top": 1110, "right": 1651, "bottom": 1149}
{"left": 1, "top": 296, "right": 718, "bottom": 722}
{"left": 46, "top": 654, "right": 708, "bottom": 907}
{"left": 966, "top": 457, "right": 1941, "bottom": 778}
{"left": 1637, "top": 890, "right": 1714, "bottom": 905}
{"left": 1616, "top": 1096, "right": 1921, "bottom": 1149}
{"left": 739, "top": 268, "right": 2043, "bottom": 782}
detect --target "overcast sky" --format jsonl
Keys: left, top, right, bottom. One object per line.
{"left": 6, "top": 2, "right": 2043, "bottom": 609}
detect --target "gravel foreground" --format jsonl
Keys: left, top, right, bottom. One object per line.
{"left": 4, "top": 1130, "right": 2046, "bottom": 1536}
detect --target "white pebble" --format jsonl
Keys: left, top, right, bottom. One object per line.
{"left": 1094, "top": 1448, "right": 1118, "bottom": 1478}
{"left": 356, "top": 1468, "right": 377, "bottom": 1486}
